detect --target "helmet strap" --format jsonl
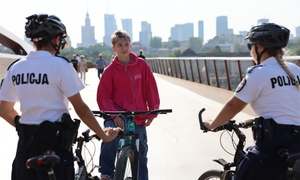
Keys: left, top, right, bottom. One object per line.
{"left": 51, "top": 35, "right": 66, "bottom": 55}
{"left": 255, "top": 45, "right": 267, "bottom": 65}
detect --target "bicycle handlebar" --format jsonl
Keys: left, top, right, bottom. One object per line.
{"left": 76, "top": 129, "right": 99, "bottom": 143}
{"left": 92, "top": 109, "right": 172, "bottom": 118}
{"left": 198, "top": 108, "right": 255, "bottom": 133}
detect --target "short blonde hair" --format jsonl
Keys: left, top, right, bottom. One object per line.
{"left": 111, "top": 30, "right": 131, "bottom": 46}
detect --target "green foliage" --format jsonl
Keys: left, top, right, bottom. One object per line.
{"left": 60, "top": 44, "right": 112, "bottom": 62}
{"left": 287, "top": 38, "right": 300, "bottom": 55}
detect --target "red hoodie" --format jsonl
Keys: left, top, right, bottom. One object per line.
{"left": 97, "top": 52, "right": 160, "bottom": 125}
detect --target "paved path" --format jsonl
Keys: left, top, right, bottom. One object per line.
{"left": 0, "top": 68, "right": 255, "bottom": 180}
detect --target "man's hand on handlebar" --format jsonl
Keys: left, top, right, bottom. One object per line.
{"left": 113, "top": 116, "right": 124, "bottom": 129}
{"left": 102, "top": 127, "right": 121, "bottom": 142}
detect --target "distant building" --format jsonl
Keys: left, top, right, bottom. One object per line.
{"left": 170, "top": 23, "right": 194, "bottom": 41}
{"left": 139, "top": 21, "right": 152, "bottom": 48}
{"left": 77, "top": 13, "right": 96, "bottom": 47}
{"left": 228, "top": 28, "right": 234, "bottom": 36}
{"left": 203, "top": 34, "right": 247, "bottom": 53}
{"left": 103, "top": 14, "right": 117, "bottom": 46}
{"left": 296, "top": 26, "right": 300, "bottom": 38}
{"left": 198, "top": 20, "right": 204, "bottom": 41}
{"left": 257, "top": 18, "right": 269, "bottom": 25}
{"left": 122, "top": 19, "right": 133, "bottom": 39}
{"left": 216, "top": 16, "right": 228, "bottom": 36}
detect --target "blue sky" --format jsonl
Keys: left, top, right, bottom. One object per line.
{"left": 0, "top": 0, "right": 299, "bottom": 47}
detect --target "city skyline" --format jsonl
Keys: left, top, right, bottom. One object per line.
{"left": 0, "top": 0, "right": 299, "bottom": 47}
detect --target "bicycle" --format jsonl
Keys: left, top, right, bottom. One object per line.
{"left": 197, "top": 108, "right": 300, "bottom": 180}
{"left": 26, "top": 123, "right": 100, "bottom": 180}
{"left": 92, "top": 109, "right": 172, "bottom": 180}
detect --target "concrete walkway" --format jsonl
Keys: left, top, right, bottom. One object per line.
{"left": 0, "top": 69, "right": 255, "bottom": 180}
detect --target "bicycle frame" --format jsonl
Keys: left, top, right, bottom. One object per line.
{"left": 198, "top": 108, "right": 254, "bottom": 180}
{"left": 74, "top": 130, "right": 100, "bottom": 180}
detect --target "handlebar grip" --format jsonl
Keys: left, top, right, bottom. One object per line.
{"left": 198, "top": 108, "right": 208, "bottom": 132}
{"left": 239, "top": 119, "right": 255, "bottom": 128}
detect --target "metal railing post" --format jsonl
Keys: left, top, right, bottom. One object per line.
{"left": 224, "top": 60, "right": 231, "bottom": 90}
{"left": 196, "top": 60, "right": 202, "bottom": 83}
{"left": 213, "top": 60, "right": 220, "bottom": 87}
{"left": 204, "top": 59, "right": 210, "bottom": 85}
{"left": 189, "top": 60, "right": 195, "bottom": 82}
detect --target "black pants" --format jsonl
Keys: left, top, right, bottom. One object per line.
{"left": 97, "top": 69, "right": 104, "bottom": 78}
{"left": 235, "top": 123, "right": 300, "bottom": 180}
{"left": 12, "top": 122, "right": 74, "bottom": 180}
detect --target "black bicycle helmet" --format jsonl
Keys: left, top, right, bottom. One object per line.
{"left": 245, "top": 23, "right": 290, "bottom": 49}
{"left": 25, "top": 14, "right": 67, "bottom": 42}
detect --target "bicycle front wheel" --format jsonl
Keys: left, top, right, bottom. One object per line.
{"left": 114, "top": 146, "right": 138, "bottom": 180}
{"left": 198, "top": 170, "right": 223, "bottom": 180}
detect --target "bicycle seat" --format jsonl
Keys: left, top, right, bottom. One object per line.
{"left": 213, "top": 158, "right": 230, "bottom": 166}
{"left": 26, "top": 151, "right": 60, "bottom": 170}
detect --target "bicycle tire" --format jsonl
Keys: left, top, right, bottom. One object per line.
{"left": 198, "top": 170, "right": 223, "bottom": 180}
{"left": 114, "top": 146, "right": 138, "bottom": 180}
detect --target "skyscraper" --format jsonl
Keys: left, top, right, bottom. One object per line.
{"left": 103, "top": 14, "right": 117, "bottom": 46}
{"left": 122, "top": 19, "right": 133, "bottom": 39}
{"left": 198, "top": 20, "right": 204, "bottom": 41}
{"left": 139, "top": 21, "right": 152, "bottom": 48}
{"left": 296, "top": 26, "right": 300, "bottom": 38}
{"left": 257, "top": 18, "right": 269, "bottom": 25}
{"left": 170, "top": 23, "right": 194, "bottom": 41}
{"left": 78, "top": 13, "right": 96, "bottom": 47}
{"left": 216, "top": 16, "right": 228, "bottom": 37}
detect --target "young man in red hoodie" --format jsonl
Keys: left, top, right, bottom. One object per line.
{"left": 97, "top": 30, "right": 160, "bottom": 180}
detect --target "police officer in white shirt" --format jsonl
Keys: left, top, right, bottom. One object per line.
{"left": 204, "top": 23, "right": 300, "bottom": 180}
{"left": 0, "top": 14, "right": 119, "bottom": 180}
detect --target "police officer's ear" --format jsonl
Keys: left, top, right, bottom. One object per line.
{"left": 51, "top": 35, "right": 60, "bottom": 46}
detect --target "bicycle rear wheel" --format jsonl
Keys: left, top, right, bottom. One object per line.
{"left": 198, "top": 170, "right": 223, "bottom": 180}
{"left": 114, "top": 146, "right": 138, "bottom": 180}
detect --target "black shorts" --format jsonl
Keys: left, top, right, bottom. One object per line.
{"left": 12, "top": 123, "right": 74, "bottom": 180}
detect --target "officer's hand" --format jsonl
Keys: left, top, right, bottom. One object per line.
{"left": 113, "top": 116, "right": 124, "bottom": 129}
{"left": 145, "top": 119, "right": 153, "bottom": 127}
{"left": 203, "top": 122, "right": 213, "bottom": 131}
{"left": 102, "top": 127, "right": 121, "bottom": 142}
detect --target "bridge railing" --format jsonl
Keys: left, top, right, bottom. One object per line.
{"left": 147, "top": 56, "right": 300, "bottom": 91}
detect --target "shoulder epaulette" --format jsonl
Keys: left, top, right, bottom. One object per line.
{"left": 56, "top": 55, "right": 70, "bottom": 63}
{"left": 6, "top": 59, "right": 20, "bottom": 71}
{"left": 247, "top": 64, "right": 263, "bottom": 74}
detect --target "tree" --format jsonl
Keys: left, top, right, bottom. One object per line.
{"left": 189, "top": 37, "right": 203, "bottom": 53}
{"left": 150, "top": 37, "right": 162, "bottom": 49}
{"left": 61, "top": 43, "right": 112, "bottom": 63}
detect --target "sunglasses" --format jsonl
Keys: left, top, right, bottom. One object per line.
{"left": 247, "top": 43, "right": 254, "bottom": 50}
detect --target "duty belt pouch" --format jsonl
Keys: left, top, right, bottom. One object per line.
{"left": 34, "top": 121, "right": 60, "bottom": 154}
{"left": 253, "top": 117, "right": 277, "bottom": 150}
{"left": 59, "top": 113, "right": 80, "bottom": 152}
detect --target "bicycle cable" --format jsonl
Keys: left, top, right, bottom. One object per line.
{"left": 219, "top": 130, "right": 235, "bottom": 156}
{"left": 83, "top": 140, "right": 97, "bottom": 174}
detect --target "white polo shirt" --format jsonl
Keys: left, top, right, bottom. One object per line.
{"left": 0, "top": 51, "right": 84, "bottom": 125}
{"left": 234, "top": 57, "right": 300, "bottom": 126}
